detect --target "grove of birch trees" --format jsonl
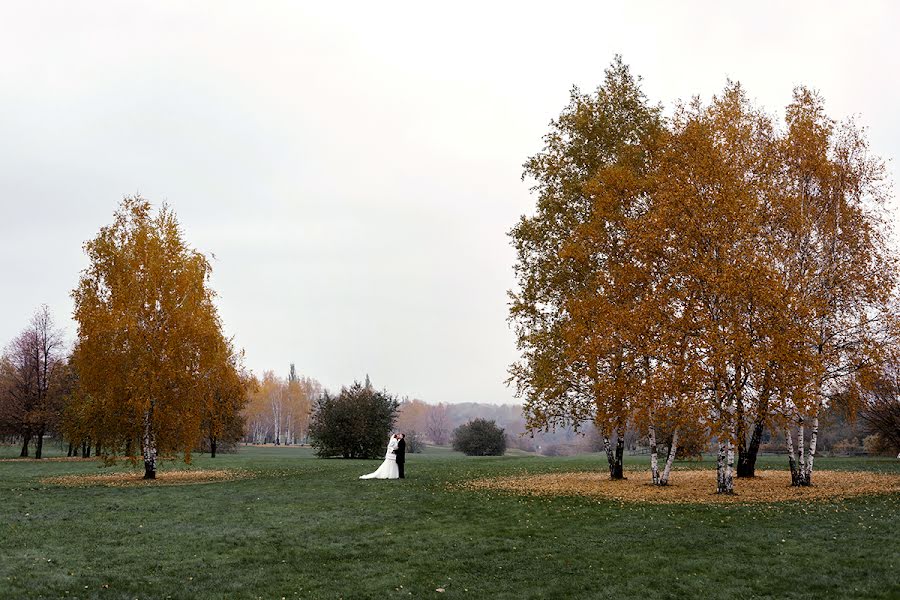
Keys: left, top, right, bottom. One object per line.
{"left": 509, "top": 57, "right": 897, "bottom": 493}
{"left": 243, "top": 365, "right": 320, "bottom": 445}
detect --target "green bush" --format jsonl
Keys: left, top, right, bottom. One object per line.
{"left": 308, "top": 381, "right": 399, "bottom": 459}
{"left": 452, "top": 418, "right": 507, "bottom": 456}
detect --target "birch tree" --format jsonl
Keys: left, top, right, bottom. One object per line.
{"left": 773, "top": 87, "right": 897, "bottom": 486}
{"left": 509, "top": 55, "right": 662, "bottom": 480}
{"left": 71, "top": 196, "right": 232, "bottom": 479}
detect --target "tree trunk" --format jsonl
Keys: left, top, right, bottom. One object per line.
{"left": 737, "top": 419, "right": 765, "bottom": 477}
{"left": 66, "top": 442, "right": 73, "bottom": 457}
{"left": 606, "top": 427, "right": 625, "bottom": 479}
{"left": 716, "top": 441, "right": 724, "bottom": 491}
{"left": 142, "top": 405, "right": 157, "bottom": 480}
{"left": 660, "top": 429, "right": 679, "bottom": 486}
{"left": 19, "top": 433, "right": 31, "bottom": 457}
{"left": 726, "top": 432, "right": 735, "bottom": 488}
{"left": 603, "top": 434, "right": 615, "bottom": 479}
{"left": 615, "top": 429, "right": 625, "bottom": 478}
{"left": 35, "top": 427, "right": 45, "bottom": 459}
{"left": 210, "top": 437, "right": 217, "bottom": 459}
{"left": 785, "top": 427, "right": 800, "bottom": 486}
{"left": 716, "top": 437, "right": 734, "bottom": 494}
{"left": 95, "top": 441, "right": 102, "bottom": 457}
{"left": 798, "top": 412, "right": 819, "bottom": 486}
{"left": 648, "top": 421, "right": 660, "bottom": 485}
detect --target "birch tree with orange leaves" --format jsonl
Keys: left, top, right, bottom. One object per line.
{"left": 71, "top": 197, "right": 239, "bottom": 478}
{"left": 772, "top": 87, "right": 897, "bottom": 486}
{"left": 509, "top": 56, "right": 662, "bottom": 480}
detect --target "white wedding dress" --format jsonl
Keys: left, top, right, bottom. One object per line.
{"left": 359, "top": 436, "right": 400, "bottom": 480}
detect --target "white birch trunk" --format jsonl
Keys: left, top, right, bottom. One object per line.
{"left": 716, "top": 441, "right": 725, "bottom": 493}
{"left": 797, "top": 419, "right": 805, "bottom": 477}
{"left": 804, "top": 413, "right": 819, "bottom": 486}
{"left": 716, "top": 434, "right": 734, "bottom": 494}
{"left": 785, "top": 426, "right": 800, "bottom": 486}
{"left": 648, "top": 420, "right": 660, "bottom": 485}
{"left": 603, "top": 434, "right": 615, "bottom": 479}
{"left": 725, "top": 430, "right": 734, "bottom": 492}
{"left": 142, "top": 404, "right": 157, "bottom": 480}
{"left": 784, "top": 427, "right": 795, "bottom": 462}
{"left": 660, "top": 429, "right": 678, "bottom": 486}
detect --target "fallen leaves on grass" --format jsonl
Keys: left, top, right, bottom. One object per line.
{"left": 0, "top": 457, "right": 97, "bottom": 462}
{"left": 458, "top": 469, "right": 900, "bottom": 505}
{"left": 41, "top": 469, "right": 252, "bottom": 488}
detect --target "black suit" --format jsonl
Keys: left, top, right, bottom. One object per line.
{"left": 396, "top": 438, "right": 406, "bottom": 478}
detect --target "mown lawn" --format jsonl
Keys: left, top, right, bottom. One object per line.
{"left": 0, "top": 445, "right": 898, "bottom": 599}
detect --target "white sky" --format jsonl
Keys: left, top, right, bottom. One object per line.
{"left": 1, "top": 1, "right": 898, "bottom": 404}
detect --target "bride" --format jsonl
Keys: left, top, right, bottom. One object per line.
{"left": 359, "top": 434, "right": 400, "bottom": 480}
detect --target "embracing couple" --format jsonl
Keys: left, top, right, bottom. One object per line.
{"left": 359, "top": 433, "right": 406, "bottom": 480}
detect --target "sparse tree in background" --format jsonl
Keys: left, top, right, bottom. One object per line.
{"left": 426, "top": 403, "right": 450, "bottom": 445}
{"left": 308, "top": 380, "right": 399, "bottom": 459}
{"left": 0, "top": 306, "right": 69, "bottom": 458}
{"left": 860, "top": 366, "right": 900, "bottom": 455}
{"left": 404, "top": 430, "right": 424, "bottom": 453}
{"left": 452, "top": 418, "right": 507, "bottom": 456}
{"left": 270, "top": 374, "right": 285, "bottom": 445}
{"left": 70, "top": 197, "right": 237, "bottom": 479}
{"left": 396, "top": 397, "right": 430, "bottom": 439}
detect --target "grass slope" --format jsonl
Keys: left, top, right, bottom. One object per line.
{"left": 1, "top": 446, "right": 898, "bottom": 599}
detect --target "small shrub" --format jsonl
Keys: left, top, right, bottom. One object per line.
{"left": 541, "top": 444, "right": 576, "bottom": 457}
{"left": 864, "top": 434, "right": 892, "bottom": 456}
{"left": 832, "top": 437, "right": 863, "bottom": 456}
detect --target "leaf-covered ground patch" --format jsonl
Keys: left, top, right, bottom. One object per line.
{"left": 40, "top": 468, "right": 251, "bottom": 487}
{"left": 460, "top": 469, "right": 900, "bottom": 504}
{"left": 0, "top": 457, "right": 95, "bottom": 463}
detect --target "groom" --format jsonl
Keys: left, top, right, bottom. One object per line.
{"left": 395, "top": 433, "right": 406, "bottom": 479}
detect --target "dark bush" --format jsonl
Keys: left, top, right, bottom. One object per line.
{"left": 308, "top": 381, "right": 399, "bottom": 459}
{"left": 452, "top": 418, "right": 507, "bottom": 456}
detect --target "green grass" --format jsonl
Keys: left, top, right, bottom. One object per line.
{"left": 1, "top": 445, "right": 898, "bottom": 599}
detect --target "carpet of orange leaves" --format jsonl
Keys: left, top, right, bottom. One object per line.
{"left": 0, "top": 457, "right": 96, "bottom": 462}
{"left": 41, "top": 469, "right": 251, "bottom": 488}
{"left": 460, "top": 469, "right": 900, "bottom": 504}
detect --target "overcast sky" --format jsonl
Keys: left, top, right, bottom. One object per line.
{"left": 1, "top": 1, "right": 898, "bottom": 404}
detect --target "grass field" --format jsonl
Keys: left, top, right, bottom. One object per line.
{"left": 1, "top": 445, "right": 898, "bottom": 599}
